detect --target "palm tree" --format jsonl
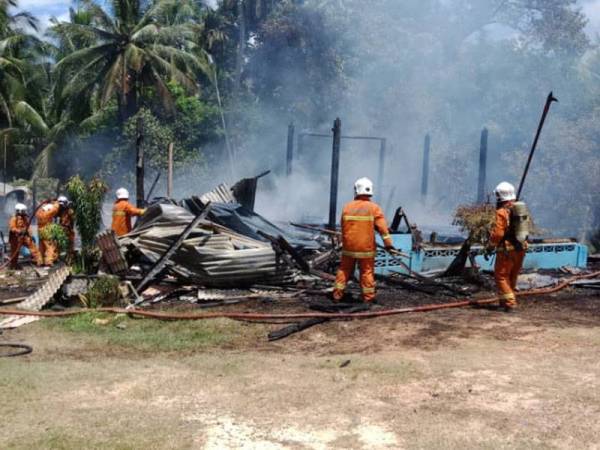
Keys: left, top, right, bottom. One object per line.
{"left": 52, "top": 0, "right": 212, "bottom": 123}
{"left": 0, "top": 0, "right": 55, "bottom": 180}
{"left": 0, "top": 0, "right": 40, "bottom": 129}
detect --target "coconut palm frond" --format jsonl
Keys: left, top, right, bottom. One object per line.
{"left": 14, "top": 101, "right": 49, "bottom": 135}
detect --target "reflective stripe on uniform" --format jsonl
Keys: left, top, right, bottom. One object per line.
{"left": 499, "top": 292, "right": 515, "bottom": 300}
{"left": 497, "top": 243, "right": 516, "bottom": 252}
{"left": 112, "top": 211, "right": 127, "bottom": 217}
{"left": 381, "top": 233, "right": 391, "bottom": 240}
{"left": 361, "top": 286, "right": 375, "bottom": 293}
{"left": 334, "top": 282, "right": 346, "bottom": 290}
{"left": 343, "top": 215, "right": 374, "bottom": 222}
{"left": 342, "top": 250, "right": 376, "bottom": 258}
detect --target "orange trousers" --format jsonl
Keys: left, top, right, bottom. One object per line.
{"left": 8, "top": 234, "right": 41, "bottom": 269}
{"left": 494, "top": 249, "right": 525, "bottom": 308}
{"left": 333, "top": 256, "right": 376, "bottom": 302}
{"left": 64, "top": 229, "right": 75, "bottom": 260}
{"left": 39, "top": 239, "right": 58, "bottom": 266}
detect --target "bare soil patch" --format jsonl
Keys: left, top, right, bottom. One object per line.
{"left": 1, "top": 288, "right": 599, "bottom": 449}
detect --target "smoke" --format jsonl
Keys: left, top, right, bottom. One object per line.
{"left": 58, "top": 0, "right": 598, "bottom": 239}
{"left": 222, "top": 0, "right": 600, "bottom": 238}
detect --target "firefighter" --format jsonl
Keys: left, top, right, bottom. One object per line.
{"left": 333, "top": 177, "right": 394, "bottom": 303}
{"left": 36, "top": 200, "right": 60, "bottom": 266}
{"left": 486, "top": 181, "right": 529, "bottom": 312}
{"left": 8, "top": 203, "right": 41, "bottom": 269}
{"left": 111, "top": 188, "right": 145, "bottom": 237}
{"left": 57, "top": 195, "right": 76, "bottom": 261}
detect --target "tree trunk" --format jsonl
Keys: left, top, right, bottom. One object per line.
{"left": 235, "top": 0, "right": 245, "bottom": 97}
{"left": 135, "top": 116, "right": 144, "bottom": 208}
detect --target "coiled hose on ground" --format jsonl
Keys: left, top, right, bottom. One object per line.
{"left": 0, "top": 270, "right": 598, "bottom": 322}
{"left": 0, "top": 343, "right": 33, "bottom": 357}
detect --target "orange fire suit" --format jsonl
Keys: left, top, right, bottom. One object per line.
{"left": 488, "top": 203, "right": 527, "bottom": 309}
{"left": 111, "top": 200, "right": 145, "bottom": 236}
{"left": 8, "top": 214, "right": 41, "bottom": 269}
{"left": 333, "top": 196, "right": 393, "bottom": 303}
{"left": 58, "top": 207, "right": 76, "bottom": 259}
{"left": 36, "top": 202, "right": 60, "bottom": 266}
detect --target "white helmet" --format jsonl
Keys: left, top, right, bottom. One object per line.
{"left": 494, "top": 181, "right": 516, "bottom": 202}
{"left": 15, "top": 203, "right": 27, "bottom": 214}
{"left": 116, "top": 188, "right": 129, "bottom": 200}
{"left": 354, "top": 177, "right": 374, "bottom": 197}
{"left": 57, "top": 195, "right": 68, "bottom": 205}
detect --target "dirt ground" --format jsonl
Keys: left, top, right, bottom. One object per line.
{"left": 1, "top": 288, "right": 600, "bottom": 449}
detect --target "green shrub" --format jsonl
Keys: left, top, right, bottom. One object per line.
{"left": 87, "top": 275, "right": 121, "bottom": 308}
{"left": 39, "top": 223, "right": 69, "bottom": 253}
{"left": 66, "top": 176, "right": 108, "bottom": 272}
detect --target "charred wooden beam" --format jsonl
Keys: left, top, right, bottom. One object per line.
{"left": 135, "top": 202, "right": 212, "bottom": 293}
{"left": 268, "top": 318, "right": 329, "bottom": 341}
{"left": 276, "top": 235, "right": 310, "bottom": 272}
{"left": 377, "top": 138, "right": 386, "bottom": 202}
{"left": 136, "top": 115, "right": 145, "bottom": 208}
{"left": 477, "top": 128, "right": 488, "bottom": 203}
{"left": 328, "top": 118, "right": 341, "bottom": 230}
{"left": 421, "top": 134, "right": 430, "bottom": 200}
{"left": 145, "top": 172, "right": 161, "bottom": 204}
{"left": 268, "top": 304, "right": 368, "bottom": 341}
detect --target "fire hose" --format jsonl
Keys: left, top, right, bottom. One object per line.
{"left": 0, "top": 343, "right": 33, "bottom": 357}
{"left": 0, "top": 270, "right": 598, "bottom": 322}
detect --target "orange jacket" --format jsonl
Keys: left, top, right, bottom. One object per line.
{"left": 489, "top": 206, "right": 510, "bottom": 248}
{"left": 489, "top": 203, "right": 528, "bottom": 251}
{"left": 59, "top": 208, "right": 75, "bottom": 231}
{"left": 111, "top": 200, "right": 145, "bottom": 236}
{"left": 9, "top": 215, "right": 31, "bottom": 236}
{"left": 36, "top": 202, "right": 60, "bottom": 230}
{"left": 340, "top": 196, "right": 392, "bottom": 258}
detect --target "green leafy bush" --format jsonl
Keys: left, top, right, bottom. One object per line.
{"left": 66, "top": 176, "right": 108, "bottom": 271}
{"left": 39, "top": 223, "right": 69, "bottom": 252}
{"left": 86, "top": 275, "right": 121, "bottom": 308}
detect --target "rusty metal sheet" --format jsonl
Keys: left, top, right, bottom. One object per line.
{"left": 97, "top": 230, "right": 128, "bottom": 274}
{"left": 0, "top": 265, "right": 71, "bottom": 329}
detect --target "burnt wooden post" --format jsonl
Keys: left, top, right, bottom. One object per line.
{"left": 328, "top": 118, "right": 341, "bottom": 230}
{"left": 167, "top": 142, "right": 174, "bottom": 197}
{"left": 421, "top": 134, "right": 430, "bottom": 199}
{"left": 377, "top": 138, "right": 386, "bottom": 201}
{"left": 477, "top": 127, "right": 488, "bottom": 203}
{"left": 286, "top": 122, "right": 294, "bottom": 176}
{"left": 135, "top": 116, "right": 145, "bottom": 207}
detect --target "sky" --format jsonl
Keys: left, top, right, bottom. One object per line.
{"left": 17, "top": 0, "right": 71, "bottom": 33}
{"left": 14, "top": 0, "right": 600, "bottom": 38}
{"left": 582, "top": 0, "right": 600, "bottom": 38}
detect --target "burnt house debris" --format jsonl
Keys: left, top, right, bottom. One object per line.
{"left": 108, "top": 178, "right": 327, "bottom": 290}
{"left": 0, "top": 110, "right": 596, "bottom": 342}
